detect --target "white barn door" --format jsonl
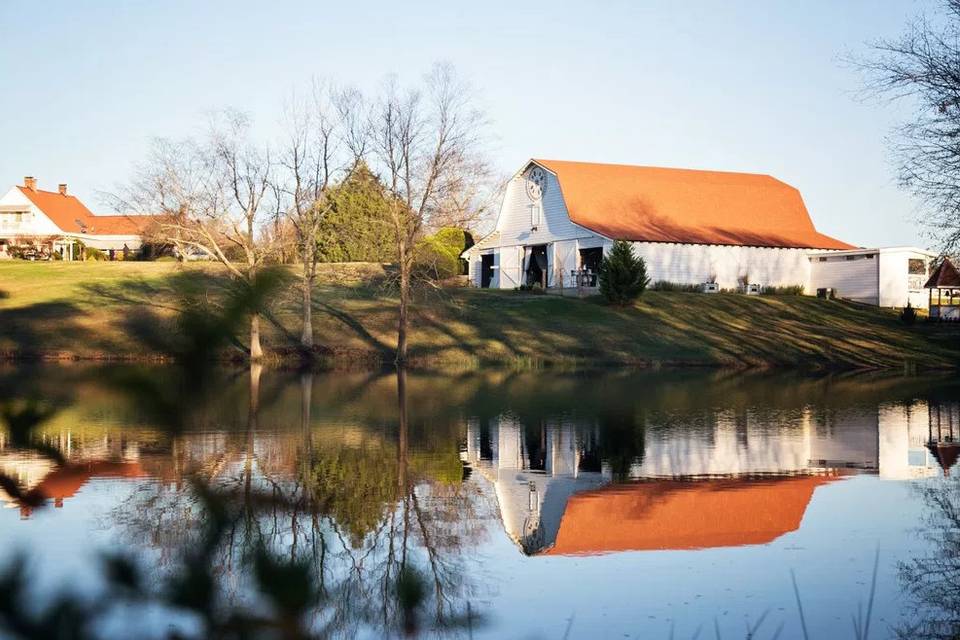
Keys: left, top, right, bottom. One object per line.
{"left": 498, "top": 246, "right": 522, "bottom": 289}
{"left": 552, "top": 240, "right": 578, "bottom": 288}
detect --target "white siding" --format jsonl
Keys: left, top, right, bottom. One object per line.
{"left": 0, "top": 187, "right": 62, "bottom": 236}
{"left": 631, "top": 241, "right": 812, "bottom": 290}
{"left": 495, "top": 169, "right": 596, "bottom": 247}
{"left": 878, "top": 249, "right": 931, "bottom": 309}
{"left": 809, "top": 254, "right": 879, "bottom": 304}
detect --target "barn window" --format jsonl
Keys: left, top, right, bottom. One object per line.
{"left": 845, "top": 255, "right": 857, "bottom": 261}
{"left": 818, "top": 257, "right": 827, "bottom": 262}
{"left": 908, "top": 258, "right": 927, "bottom": 275}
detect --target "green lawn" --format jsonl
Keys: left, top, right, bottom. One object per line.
{"left": 1, "top": 261, "right": 958, "bottom": 370}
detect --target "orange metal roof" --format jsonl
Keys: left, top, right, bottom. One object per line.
{"left": 32, "top": 460, "right": 148, "bottom": 501}
{"left": 533, "top": 159, "right": 855, "bottom": 250}
{"left": 17, "top": 185, "right": 154, "bottom": 236}
{"left": 541, "top": 474, "right": 840, "bottom": 555}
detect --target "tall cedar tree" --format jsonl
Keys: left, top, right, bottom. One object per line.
{"left": 599, "top": 240, "right": 650, "bottom": 305}
{"left": 317, "top": 162, "right": 396, "bottom": 263}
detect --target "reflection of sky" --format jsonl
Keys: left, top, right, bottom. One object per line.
{"left": 0, "top": 480, "right": 135, "bottom": 601}
{"left": 1, "top": 369, "right": 957, "bottom": 640}
{"left": 0, "top": 474, "right": 934, "bottom": 640}
{"left": 474, "top": 477, "right": 928, "bottom": 640}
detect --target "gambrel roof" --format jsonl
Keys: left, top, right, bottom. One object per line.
{"left": 533, "top": 159, "right": 855, "bottom": 250}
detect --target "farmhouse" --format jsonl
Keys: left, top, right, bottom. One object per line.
{"left": 464, "top": 159, "right": 935, "bottom": 308}
{"left": 0, "top": 177, "right": 154, "bottom": 260}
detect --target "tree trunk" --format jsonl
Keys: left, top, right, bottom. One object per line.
{"left": 396, "top": 237, "right": 410, "bottom": 364}
{"left": 397, "top": 366, "right": 408, "bottom": 492}
{"left": 301, "top": 270, "right": 314, "bottom": 349}
{"left": 250, "top": 313, "right": 263, "bottom": 360}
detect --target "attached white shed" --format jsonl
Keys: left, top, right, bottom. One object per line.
{"left": 808, "top": 247, "right": 936, "bottom": 309}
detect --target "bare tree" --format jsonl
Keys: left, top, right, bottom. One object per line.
{"left": 276, "top": 82, "right": 367, "bottom": 349}
{"left": 855, "top": 0, "right": 960, "bottom": 253}
{"left": 109, "top": 137, "right": 208, "bottom": 261}
{"left": 368, "top": 64, "right": 490, "bottom": 363}
{"left": 117, "top": 111, "right": 277, "bottom": 359}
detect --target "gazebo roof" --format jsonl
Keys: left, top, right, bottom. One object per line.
{"left": 925, "top": 257, "right": 960, "bottom": 288}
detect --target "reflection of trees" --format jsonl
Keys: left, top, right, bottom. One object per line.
{"left": 296, "top": 367, "right": 486, "bottom": 635}
{"left": 897, "top": 478, "right": 960, "bottom": 639}
{"left": 598, "top": 409, "right": 646, "bottom": 482}
{"left": 107, "top": 367, "right": 488, "bottom": 638}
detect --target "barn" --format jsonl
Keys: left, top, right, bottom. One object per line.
{"left": 464, "top": 159, "right": 934, "bottom": 308}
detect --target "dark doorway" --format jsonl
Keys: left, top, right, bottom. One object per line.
{"left": 480, "top": 254, "right": 495, "bottom": 288}
{"left": 525, "top": 245, "right": 548, "bottom": 287}
{"left": 579, "top": 247, "right": 603, "bottom": 286}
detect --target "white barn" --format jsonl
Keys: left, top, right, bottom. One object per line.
{"left": 464, "top": 159, "right": 934, "bottom": 308}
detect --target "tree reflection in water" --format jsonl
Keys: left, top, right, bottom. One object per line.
{"left": 0, "top": 271, "right": 489, "bottom": 639}
{"left": 99, "top": 367, "right": 488, "bottom": 639}
{"left": 897, "top": 477, "right": 960, "bottom": 640}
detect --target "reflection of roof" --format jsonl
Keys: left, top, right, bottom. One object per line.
{"left": 533, "top": 159, "right": 854, "bottom": 250}
{"left": 927, "top": 442, "right": 960, "bottom": 476}
{"left": 2, "top": 460, "right": 148, "bottom": 518}
{"left": 925, "top": 258, "right": 960, "bottom": 289}
{"left": 541, "top": 474, "right": 840, "bottom": 556}
{"left": 17, "top": 185, "right": 154, "bottom": 236}
{"left": 34, "top": 461, "right": 147, "bottom": 500}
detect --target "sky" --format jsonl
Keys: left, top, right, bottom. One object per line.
{"left": 0, "top": 0, "right": 943, "bottom": 248}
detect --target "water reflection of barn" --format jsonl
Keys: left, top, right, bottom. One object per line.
{"left": 464, "top": 402, "right": 948, "bottom": 556}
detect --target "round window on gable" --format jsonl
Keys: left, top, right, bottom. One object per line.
{"left": 526, "top": 166, "right": 547, "bottom": 202}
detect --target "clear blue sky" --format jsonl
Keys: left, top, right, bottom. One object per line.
{"left": 0, "top": 0, "right": 939, "bottom": 247}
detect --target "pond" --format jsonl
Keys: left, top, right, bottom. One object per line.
{"left": 1, "top": 364, "right": 959, "bottom": 639}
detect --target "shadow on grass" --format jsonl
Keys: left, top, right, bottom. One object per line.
{"left": 3, "top": 264, "right": 959, "bottom": 370}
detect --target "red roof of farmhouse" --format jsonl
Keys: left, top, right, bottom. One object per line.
{"left": 17, "top": 185, "right": 154, "bottom": 235}
{"left": 533, "top": 159, "right": 855, "bottom": 250}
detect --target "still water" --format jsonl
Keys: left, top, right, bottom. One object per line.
{"left": 1, "top": 365, "right": 959, "bottom": 639}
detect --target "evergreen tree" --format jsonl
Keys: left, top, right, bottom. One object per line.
{"left": 317, "top": 162, "right": 397, "bottom": 263}
{"left": 414, "top": 227, "right": 473, "bottom": 279}
{"left": 598, "top": 240, "right": 650, "bottom": 305}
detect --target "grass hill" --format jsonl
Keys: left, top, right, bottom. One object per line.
{"left": 1, "top": 261, "right": 958, "bottom": 370}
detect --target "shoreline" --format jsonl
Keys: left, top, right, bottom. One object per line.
{"left": 0, "top": 346, "right": 943, "bottom": 373}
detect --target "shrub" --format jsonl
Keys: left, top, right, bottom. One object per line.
{"left": 599, "top": 240, "right": 650, "bottom": 305}
{"left": 651, "top": 281, "right": 701, "bottom": 293}
{"left": 85, "top": 247, "right": 106, "bottom": 261}
{"left": 414, "top": 227, "right": 469, "bottom": 280}
{"left": 901, "top": 301, "right": 918, "bottom": 325}
{"left": 761, "top": 285, "right": 805, "bottom": 296}
{"left": 517, "top": 284, "right": 546, "bottom": 294}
